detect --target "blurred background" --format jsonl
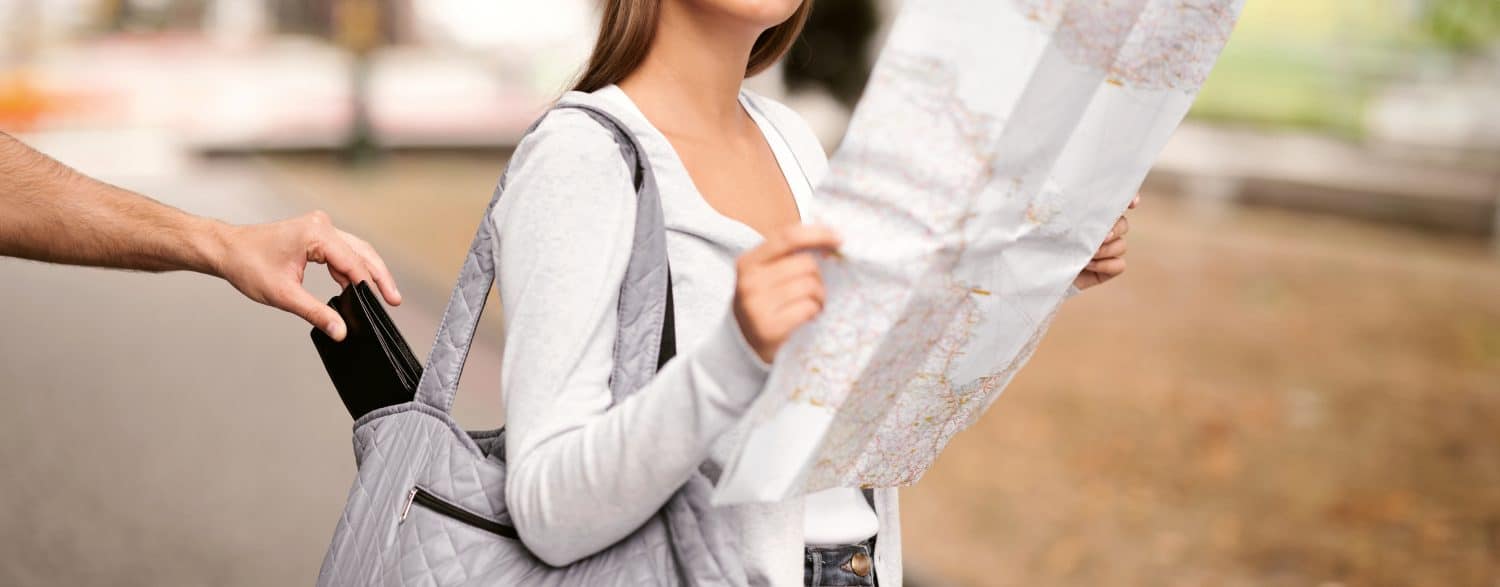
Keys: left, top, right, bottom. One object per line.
{"left": 1, "top": 0, "right": 1497, "bottom": 585}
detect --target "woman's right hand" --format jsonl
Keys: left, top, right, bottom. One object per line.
{"left": 733, "top": 224, "right": 842, "bottom": 364}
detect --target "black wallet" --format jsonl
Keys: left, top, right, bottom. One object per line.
{"left": 310, "top": 281, "right": 422, "bottom": 420}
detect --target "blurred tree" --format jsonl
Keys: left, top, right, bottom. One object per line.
{"left": 783, "top": 0, "right": 880, "bottom": 108}
{"left": 1420, "top": 0, "right": 1500, "bottom": 52}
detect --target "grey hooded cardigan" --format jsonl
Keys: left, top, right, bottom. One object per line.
{"left": 491, "top": 86, "right": 903, "bottom": 587}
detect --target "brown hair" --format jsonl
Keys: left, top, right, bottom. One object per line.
{"left": 573, "top": 0, "right": 813, "bottom": 92}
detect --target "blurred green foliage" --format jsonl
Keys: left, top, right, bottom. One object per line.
{"left": 1191, "top": 0, "right": 1499, "bottom": 135}
{"left": 1190, "top": 42, "right": 1371, "bottom": 136}
{"left": 1420, "top": 0, "right": 1500, "bottom": 51}
{"left": 1190, "top": 0, "right": 1401, "bottom": 136}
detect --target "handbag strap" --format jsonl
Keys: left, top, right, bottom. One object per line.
{"left": 414, "top": 101, "right": 673, "bottom": 413}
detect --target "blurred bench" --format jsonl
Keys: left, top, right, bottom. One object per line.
{"left": 1145, "top": 124, "right": 1500, "bottom": 250}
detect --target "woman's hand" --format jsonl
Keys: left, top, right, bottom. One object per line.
{"left": 733, "top": 224, "right": 842, "bottom": 363}
{"left": 1074, "top": 194, "right": 1139, "bottom": 291}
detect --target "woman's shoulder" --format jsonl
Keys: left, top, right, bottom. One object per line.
{"left": 505, "top": 102, "right": 633, "bottom": 188}
{"left": 494, "top": 104, "right": 638, "bottom": 240}
{"left": 513, "top": 105, "right": 624, "bottom": 163}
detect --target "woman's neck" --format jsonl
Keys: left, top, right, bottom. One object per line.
{"left": 617, "top": 3, "right": 761, "bottom": 139}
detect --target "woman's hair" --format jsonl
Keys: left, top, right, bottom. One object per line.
{"left": 572, "top": 0, "right": 814, "bottom": 92}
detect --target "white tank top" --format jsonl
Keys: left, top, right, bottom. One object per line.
{"left": 743, "top": 98, "right": 880, "bottom": 547}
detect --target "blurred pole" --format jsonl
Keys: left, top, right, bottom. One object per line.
{"left": 1492, "top": 190, "right": 1500, "bottom": 255}
{"left": 335, "top": 0, "right": 382, "bottom": 166}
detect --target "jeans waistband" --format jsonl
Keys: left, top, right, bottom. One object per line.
{"left": 804, "top": 538, "right": 876, "bottom": 587}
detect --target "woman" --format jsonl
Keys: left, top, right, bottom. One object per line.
{"left": 493, "top": 1, "right": 1134, "bottom": 585}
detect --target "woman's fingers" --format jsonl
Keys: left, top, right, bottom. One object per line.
{"left": 1093, "top": 236, "right": 1127, "bottom": 260}
{"left": 740, "top": 267, "right": 826, "bottom": 320}
{"left": 739, "top": 224, "right": 841, "bottom": 267}
{"left": 1085, "top": 256, "right": 1127, "bottom": 277}
{"left": 1076, "top": 198, "right": 1138, "bottom": 290}
{"left": 741, "top": 252, "right": 820, "bottom": 293}
{"left": 1103, "top": 214, "right": 1130, "bottom": 243}
{"left": 733, "top": 224, "right": 841, "bottom": 363}
{"left": 771, "top": 275, "right": 826, "bottom": 313}
{"left": 776, "top": 299, "right": 823, "bottom": 330}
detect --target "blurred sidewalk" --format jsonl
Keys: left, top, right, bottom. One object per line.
{"left": 0, "top": 131, "right": 503, "bottom": 586}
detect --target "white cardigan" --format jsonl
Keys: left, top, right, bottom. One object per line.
{"left": 492, "top": 85, "right": 903, "bottom": 586}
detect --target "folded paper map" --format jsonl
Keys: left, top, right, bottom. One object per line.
{"left": 712, "top": 0, "right": 1244, "bottom": 504}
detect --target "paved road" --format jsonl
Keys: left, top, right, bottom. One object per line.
{"left": 0, "top": 136, "right": 502, "bottom": 585}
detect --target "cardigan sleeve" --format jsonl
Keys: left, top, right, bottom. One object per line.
{"left": 492, "top": 109, "right": 770, "bottom": 566}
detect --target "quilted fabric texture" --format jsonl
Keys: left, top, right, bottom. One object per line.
{"left": 316, "top": 103, "right": 748, "bottom": 586}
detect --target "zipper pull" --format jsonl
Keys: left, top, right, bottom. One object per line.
{"left": 400, "top": 487, "right": 418, "bottom": 523}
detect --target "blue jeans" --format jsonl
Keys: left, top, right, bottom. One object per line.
{"left": 804, "top": 539, "right": 877, "bottom": 586}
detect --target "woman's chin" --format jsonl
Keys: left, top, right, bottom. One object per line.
{"left": 685, "top": 0, "right": 804, "bottom": 29}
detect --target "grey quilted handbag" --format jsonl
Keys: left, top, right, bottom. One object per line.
{"left": 316, "top": 102, "right": 749, "bottom": 586}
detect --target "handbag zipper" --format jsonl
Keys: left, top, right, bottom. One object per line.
{"left": 400, "top": 486, "right": 519, "bottom": 540}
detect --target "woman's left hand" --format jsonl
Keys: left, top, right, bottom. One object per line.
{"left": 1073, "top": 194, "right": 1139, "bottom": 291}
